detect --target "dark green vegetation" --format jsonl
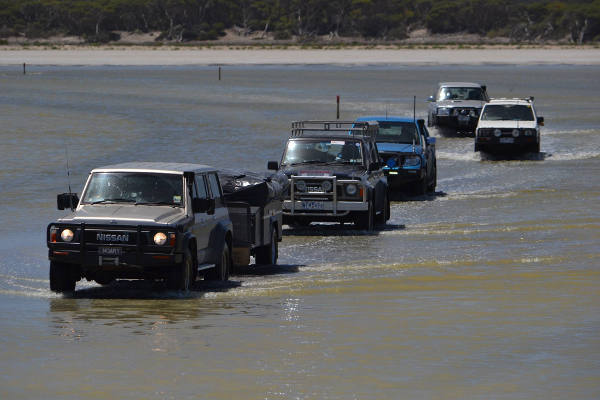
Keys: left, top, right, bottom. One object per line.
{"left": 1, "top": 0, "right": 599, "bottom": 44}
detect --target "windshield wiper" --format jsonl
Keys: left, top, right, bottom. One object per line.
{"left": 89, "top": 198, "right": 136, "bottom": 204}
{"left": 135, "top": 201, "right": 177, "bottom": 207}
{"left": 289, "top": 160, "right": 329, "bottom": 165}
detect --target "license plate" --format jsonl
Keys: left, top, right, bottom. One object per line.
{"left": 301, "top": 201, "right": 325, "bottom": 210}
{"left": 98, "top": 246, "right": 122, "bottom": 256}
{"left": 499, "top": 137, "right": 514, "bottom": 143}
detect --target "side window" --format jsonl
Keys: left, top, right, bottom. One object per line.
{"left": 194, "top": 174, "right": 208, "bottom": 199}
{"left": 207, "top": 173, "right": 222, "bottom": 200}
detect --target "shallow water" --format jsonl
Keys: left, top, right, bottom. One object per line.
{"left": 0, "top": 64, "right": 599, "bottom": 399}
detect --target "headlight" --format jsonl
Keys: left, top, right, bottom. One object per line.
{"left": 437, "top": 108, "right": 450, "bottom": 116}
{"left": 60, "top": 229, "right": 74, "bottom": 242}
{"left": 524, "top": 129, "right": 533, "bottom": 136}
{"left": 494, "top": 129, "right": 502, "bottom": 137}
{"left": 404, "top": 156, "right": 421, "bottom": 167}
{"left": 321, "top": 180, "right": 332, "bottom": 192}
{"left": 154, "top": 232, "right": 167, "bottom": 246}
{"left": 512, "top": 129, "right": 520, "bottom": 138}
{"left": 345, "top": 184, "right": 358, "bottom": 196}
{"left": 295, "top": 180, "right": 306, "bottom": 192}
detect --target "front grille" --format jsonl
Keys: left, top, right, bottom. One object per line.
{"left": 84, "top": 229, "right": 138, "bottom": 245}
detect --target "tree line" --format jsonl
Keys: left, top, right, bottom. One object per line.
{"left": 1, "top": 0, "right": 599, "bottom": 44}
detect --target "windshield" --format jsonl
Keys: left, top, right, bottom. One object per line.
{"left": 480, "top": 104, "right": 534, "bottom": 121}
{"left": 377, "top": 122, "right": 420, "bottom": 144}
{"left": 81, "top": 172, "right": 184, "bottom": 206}
{"left": 282, "top": 139, "right": 363, "bottom": 165}
{"left": 437, "top": 87, "right": 484, "bottom": 101}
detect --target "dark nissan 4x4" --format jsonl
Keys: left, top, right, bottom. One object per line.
{"left": 47, "top": 162, "right": 234, "bottom": 293}
{"left": 267, "top": 121, "right": 389, "bottom": 231}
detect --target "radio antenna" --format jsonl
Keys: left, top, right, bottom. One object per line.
{"left": 64, "top": 139, "right": 75, "bottom": 210}
{"left": 413, "top": 95, "right": 416, "bottom": 123}
{"left": 385, "top": 104, "right": 388, "bottom": 119}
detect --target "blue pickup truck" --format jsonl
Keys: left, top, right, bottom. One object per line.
{"left": 355, "top": 116, "right": 437, "bottom": 195}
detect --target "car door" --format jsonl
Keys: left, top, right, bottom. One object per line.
{"left": 192, "top": 173, "right": 211, "bottom": 264}
{"left": 206, "top": 172, "right": 229, "bottom": 261}
{"left": 418, "top": 120, "right": 435, "bottom": 179}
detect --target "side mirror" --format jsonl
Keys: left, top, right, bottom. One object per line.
{"left": 537, "top": 116, "right": 544, "bottom": 126}
{"left": 426, "top": 137, "right": 436, "bottom": 145}
{"left": 267, "top": 161, "right": 279, "bottom": 171}
{"left": 192, "top": 198, "right": 215, "bottom": 214}
{"left": 57, "top": 193, "right": 79, "bottom": 211}
{"left": 427, "top": 95, "right": 435, "bottom": 102}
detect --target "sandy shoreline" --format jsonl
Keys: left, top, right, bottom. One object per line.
{"left": 1, "top": 47, "right": 599, "bottom": 66}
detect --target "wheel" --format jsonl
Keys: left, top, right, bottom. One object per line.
{"left": 531, "top": 142, "right": 540, "bottom": 153}
{"left": 427, "top": 166, "right": 437, "bottom": 193}
{"left": 474, "top": 143, "right": 480, "bottom": 152}
{"left": 255, "top": 226, "right": 279, "bottom": 265}
{"left": 205, "top": 242, "right": 230, "bottom": 281}
{"left": 356, "top": 201, "right": 375, "bottom": 231}
{"left": 49, "top": 261, "right": 76, "bottom": 293}
{"left": 414, "top": 177, "right": 427, "bottom": 196}
{"left": 167, "top": 247, "right": 193, "bottom": 291}
{"left": 376, "top": 193, "right": 389, "bottom": 224}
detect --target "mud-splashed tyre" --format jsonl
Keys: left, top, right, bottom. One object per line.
{"left": 167, "top": 247, "right": 192, "bottom": 291}
{"left": 255, "top": 227, "right": 278, "bottom": 265}
{"left": 356, "top": 202, "right": 375, "bottom": 231}
{"left": 376, "top": 193, "right": 389, "bottom": 225}
{"left": 49, "top": 261, "right": 76, "bottom": 293}
{"left": 427, "top": 168, "right": 437, "bottom": 193}
{"left": 206, "top": 242, "right": 230, "bottom": 282}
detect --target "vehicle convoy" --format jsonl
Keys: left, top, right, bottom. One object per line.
{"left": 474, "top": 97, "right": 544, "bottom": 153}
{"left": 427, "top": 82, "right": 490, "bottom": 135}
{"left": 356, "top": 116, "right": 437, "bottom": 195}
{"left": 47, "top": 162, "right": 282, "bottom": 293}
{"left": 267, "top": 120, "right": 389, "bottom": 231}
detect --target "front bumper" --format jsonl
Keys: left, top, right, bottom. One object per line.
{"left": 383, "top": 168, "right": 424, "bottom": 186}
{"left": 476, "top": 135, "right": 539, "bottom": 150}
{"left": 435, "top": 115, "right": 478, "bottom": 131}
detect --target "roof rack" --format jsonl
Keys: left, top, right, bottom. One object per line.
{"left": 490, "top": 96, "right": 534, "bottom": 102}
{"left": 291, "top": 120, "right": 379, "bottom": 139}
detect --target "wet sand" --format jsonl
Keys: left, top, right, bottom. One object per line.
{"left": 1, "top": 47, "right": 600, "bottom": 66}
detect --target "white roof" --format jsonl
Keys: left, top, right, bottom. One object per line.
{"left": 91, "top": 162, "right": 215, "bottom": 174}
{"left": 439, "top": 82, "right": 483, "bottom": 88}
{"left": 487, "top": 98, "right": 534, "bottom": 106}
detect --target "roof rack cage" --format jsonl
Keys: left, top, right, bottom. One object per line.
{"left": 490, "top": 96, "right": 534, "bottom": 102}
{"left": 291, "top": 120, "right": 379, "bottom": 139}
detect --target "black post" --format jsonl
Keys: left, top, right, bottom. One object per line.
{"left": 218, "top": 66, "right": 221, "bottom": 81}
{"left": 23, "top": 63, "right": 26, "bottom": 75}
{"left": 336, "top": 95, "right": 340, "bottom": 119}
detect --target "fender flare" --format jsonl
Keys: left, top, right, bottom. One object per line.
{"left": 208, "top": 220, "right": 233, "bottom": 263}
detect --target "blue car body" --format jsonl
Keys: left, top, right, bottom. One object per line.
{"left": 355, "top": 116, "right": 437, "bottom": 194}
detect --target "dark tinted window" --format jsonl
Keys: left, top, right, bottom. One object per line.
{"left": 194, "top": 175, "right": 208, "bottom": 199}
{"left": 481, "top": 105, "right": 534, "bottom": 121}
{"left": 208, "top": 173, "right": 222, "bottom": 199}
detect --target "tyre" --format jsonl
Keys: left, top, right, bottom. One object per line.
{"left": 167, "top": 247, "right": 193, "bottom": 291}
{"left": 255, "top": 226, "right": 279, "bottom": 265}
{"left": 49, "top": 261, "right": 76, "bottom": 293}
{"left": 356, "top": 201, "right": 375, "bottom": 231}
{"left": 376, "top": 193, "right": 390, "bottom": 224}
{"left": 474, "top": 143, "right": 480, "bottom": 152}
{"left": 205, "top": 242, "right": 230, "bottom": 281}
{"left": 427, "top": 166, "right": 437, "bottom": 193}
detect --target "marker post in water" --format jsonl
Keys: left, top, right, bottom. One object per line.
{"left": 23, "top": 63, "right": 26, "bottom": 75}
{"left": 336, "top": 95, "right": 340, "bottom": 119}
{"left": 218, "top": 65, "right": 221, "bottom": 81}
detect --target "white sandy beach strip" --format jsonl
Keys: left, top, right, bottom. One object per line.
{"left": 1, "top": 48, "right": 599, "bottom": 66}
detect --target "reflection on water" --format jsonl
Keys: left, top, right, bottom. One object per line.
{"left": 0, "top": 64, "right": 599, "bottom": 399}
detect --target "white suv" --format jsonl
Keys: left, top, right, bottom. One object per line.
{"left": 474, "top": 98, "right": 544, "bottom": 153}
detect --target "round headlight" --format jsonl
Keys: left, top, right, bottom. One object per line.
{"left": 512, "top": 129, "right": 520, "bottom": 137}
{"left": 60, "top": 229, "right": 74, "bottom": 242}
{"left": 321, "top": 180, "right": 332, "bottom": 192}
{"left": 494, "top": 129, "right": 502, "bottom": 137}
{"left": 154, "top": 232, "right": 167, "bottom": 246}
{"left": 345, "top": 184, "right": 358, "bottom": 196}
{"left": 296, "top": 180, "right": 306, "bottom": 192}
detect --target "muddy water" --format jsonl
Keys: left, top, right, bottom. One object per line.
{"left": 0, "top": 65, "right": 598, "bottom": 399}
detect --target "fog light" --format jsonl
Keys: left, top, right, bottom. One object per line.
{"left": 524, "top": 129, "right": 533, "bottom": 136}
{"left": 494, "top": 129, "right": 502, "bottom": 137}
{"left": 60, "top": 229, "right": 74, "bottom": 242}
{"left": 512, "top": 129, "right": 520, "bottom": 138}
{"left": 346, "top": 184, "right": 358, "bottom": 196}
{"left": 154, "top": 232, "right": 167, "bottom": 245}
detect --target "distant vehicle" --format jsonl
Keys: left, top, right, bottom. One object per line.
{"left": 474, "top": 97, "right": 544, "bottom": 153}
{"left": 427, "top": 82, "right": 490, "bottom": 135}
{"left": 47, "top": 162, "right": 282, "bottom": 293}
{"left": 356, "top": 116, "right": 437, "bottom": 195}
{"left": 267, "top": 121, "right": 389, "bottom": 231}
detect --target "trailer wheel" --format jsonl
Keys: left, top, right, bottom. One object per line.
{"left": 49, "top": 261, "right": 76, "bottom": 293}
{"left": 255, "top": 226, "right": 278, "bottom": 265}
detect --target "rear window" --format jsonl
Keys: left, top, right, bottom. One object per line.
{"left": 481, "top": 104, "right": 534, "bottom": 121}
